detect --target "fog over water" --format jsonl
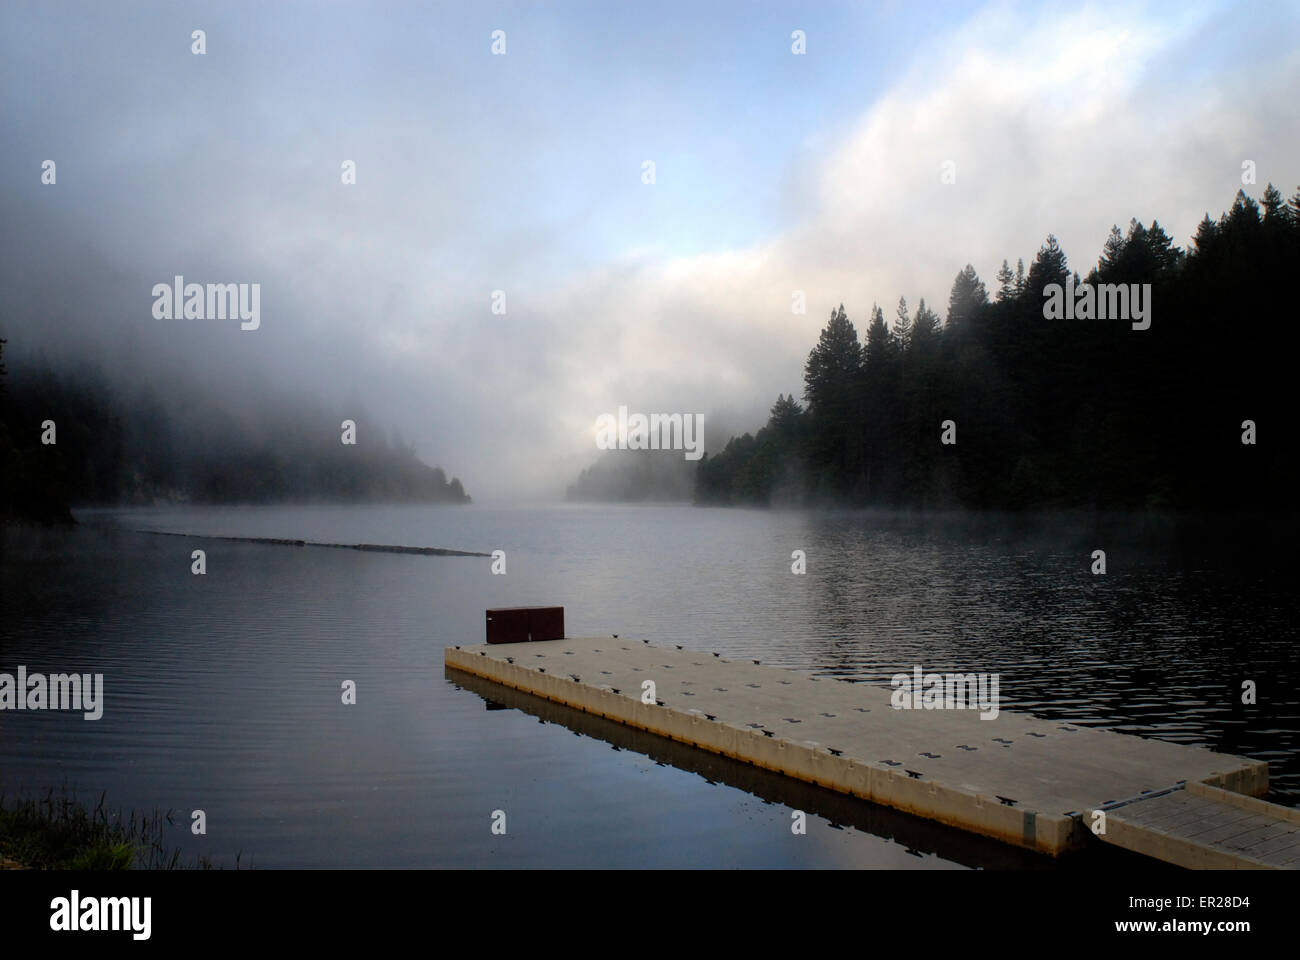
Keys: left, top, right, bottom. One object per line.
{"left": 3, "top": 1, "right": 1298, "bottom": 499}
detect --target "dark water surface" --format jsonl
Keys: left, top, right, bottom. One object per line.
{"left": 1, "top": 504, "right": 1296, "bottom": 868}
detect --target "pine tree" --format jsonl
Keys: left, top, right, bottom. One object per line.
{"left": 803, "top": 305, "right": 862, "bottom": 497}
{"left": 1260, "top": 183, "right": 1295, "bottom": 232}
{"left": 1192, "top": 213, "right": 1219, "bottom": 255}
{"left": 1014, "top": 258, "right": 1026, "bottom": 297}
{"left": 1227, "top": 189, "right": 1261, "bottom": 227}
{"left": 1026, "top": 235, "right": 1068, "bottom": 301}
{"left": 893, "top": 297, "right": 912, "bottom": 352}
{"left": 1144, "top": 220, "right": 1181, "bottom": 274}
{"left": 1097, "top": 224, "right": 1125, "bottom": 276}
{"left": 864, "top": 304, "right": 892, "bottom": 365}
{"left": 947, "top": 264, "right": 988, "bottom": 330}
{"left": 1261, "top": 182, "right": 1285, "bottom": 221}
{"left": 803, "top": 304, "right": 862, "bottom": 413}
{"left": 995, "top": 260, "right": 1014, "bottom": 302}
{"left": 911, "top": 297, "right": 940, "bottom": 347}
{"left": 770, "top": 393, "right": 803, "bottom": 430}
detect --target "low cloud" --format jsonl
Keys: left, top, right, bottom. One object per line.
{"left": 2, "top": 0, "right": 1296, "bottom": 500}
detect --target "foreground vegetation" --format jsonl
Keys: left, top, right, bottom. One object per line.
{"left": 0, "top": 790, "right": 215, "bottom": 870}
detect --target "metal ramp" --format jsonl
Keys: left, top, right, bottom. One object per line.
{"left": 1100, "top": 780, "right": 1300, "bottom": 869}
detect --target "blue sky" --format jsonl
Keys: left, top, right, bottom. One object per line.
{"left": 2, "top": 0, "right": 1298, "bottom": 498}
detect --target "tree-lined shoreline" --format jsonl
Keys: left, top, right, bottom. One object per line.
{"left": 696, "top": 186, "right": 1296, "bottom": 511}
{"left": 0, "top": 346, "right": 471, "bottom": 523}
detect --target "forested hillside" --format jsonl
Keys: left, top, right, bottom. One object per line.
{"left": 0, "top": 349, "right": 470, "bottom": 522}
{"left": 696, "top": 186, "right": 1296, "bottom": 511}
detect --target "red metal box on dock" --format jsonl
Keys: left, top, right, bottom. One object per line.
{"left": 486, "top": 607, "right": 565, "bottom": 644}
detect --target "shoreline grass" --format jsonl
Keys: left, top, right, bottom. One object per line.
{"left": 0, "top": 789, "right": 218, "bottom": 870}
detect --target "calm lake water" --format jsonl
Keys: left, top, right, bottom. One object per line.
{"left": 1, "top": 504, "right": 1296, "bottom": 868}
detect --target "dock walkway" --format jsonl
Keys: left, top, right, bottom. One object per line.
{"left": 446, "top": 637, "right": 1291, "bottom": 865}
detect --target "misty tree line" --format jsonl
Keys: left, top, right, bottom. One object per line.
{"left": 0, "top": 348, "right": 470, "bottom": 522}
{"left": 566, "top": 448, "right": 696, "bottom": 502}
{"left": 695, "top": 185, "right": 1296, "bottom": 510}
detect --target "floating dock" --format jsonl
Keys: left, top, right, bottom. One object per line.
{"left": 1101, "top": 780, "right": 1300, "bottom": 868}
{"left": 446, "top": 636, "right": 1300, "bottom": 867}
